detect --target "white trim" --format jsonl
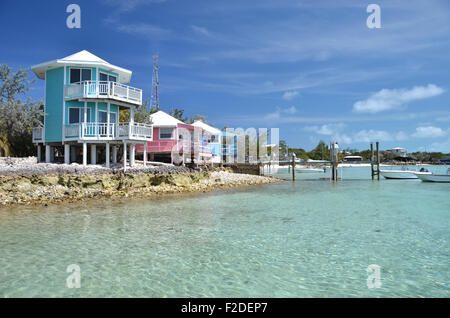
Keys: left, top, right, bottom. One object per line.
{"left": 107, "top": 103, "right": 110, "bottom": 127}
{"left": 84, "top": 102, "right": 88, "bottom": 123}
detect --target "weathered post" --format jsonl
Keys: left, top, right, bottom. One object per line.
{"left": 370, "top": 142, "right": 375, "bottom": 180}
{"left": 292, "top": 153, "right": 296, "bottom": 181}
{"left": 330, "top": 142, "right": 339, "bottom": 181}
{"left": 376, "top": 141, "right": 380, "bottom": 181}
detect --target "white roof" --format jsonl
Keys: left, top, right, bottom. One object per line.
{"left": 191, "top": 120, "right": 221, "bottom": 135}
{"left": 31, "top": 50, "right": 133, "bottom": 83}
{"left": 150, "top": 111, "right": 184, "bottom": 127}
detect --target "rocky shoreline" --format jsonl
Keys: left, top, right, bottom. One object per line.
{"left": 0, "top": 162, "right": 281, "bottom": 207}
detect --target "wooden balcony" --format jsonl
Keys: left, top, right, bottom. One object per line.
{"left": 64, "top": 81, "right": 142, "bottom": 106}
{"left": 64, "top": 122, "right": 152, "bottom": 142}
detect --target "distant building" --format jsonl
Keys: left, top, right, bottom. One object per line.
{"left": 391, "top": 147, "right": 407, "bottom": 157}
{"left": 343, "top": 156, "right": 363, "bottom": 162}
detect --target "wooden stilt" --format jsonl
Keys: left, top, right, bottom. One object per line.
{"left": 292, "top": 154, "right": 296, "bottom": 181}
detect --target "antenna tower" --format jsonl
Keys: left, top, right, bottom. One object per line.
{"left": 149, "top": 54, "right": 159, "bottom": 111}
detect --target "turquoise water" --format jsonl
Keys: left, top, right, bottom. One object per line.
{"left": 0, "top": 166, "right": 449, "bottom": 297}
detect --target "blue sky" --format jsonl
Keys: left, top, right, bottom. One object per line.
{"left": 1, "top": 0, "right": 450, "bottom": 152}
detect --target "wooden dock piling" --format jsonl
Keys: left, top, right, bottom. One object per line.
{"left": 371, "top": 142, "right": 381, "bottom": 180}
{"left": 292, "top": 153, "right": 296, "bottom": 181}
{"left": 330, "top": 142, "right": 339, "bottom": 181}
{"left": 376, "top": 141, "right": 380, "bottom": 181}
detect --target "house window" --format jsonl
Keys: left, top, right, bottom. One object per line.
{"left": 100, "top": 72, "right": 117, "bottom": 82}
{"left": 70, "top": 69, "right": 91, "bottom": 83}
{"left": 68, "top": 107, "right": 90, "bottom": 124}
{"left": 110, "top": 112, "right": 117, "bottom": 124}
{"left": 69, "top": 108, "right": 80, "bottom": 124}
{"left": 82, "top": 69, "right": 91, "bottom": 81}
{"left": 160, "top": 128, "right": 174, "bottom": 139}
{"left": 98, "top": 110, "right": 107, "bottom": 123}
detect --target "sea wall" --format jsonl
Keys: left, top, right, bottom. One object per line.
{"left": 0, "top": 163, "right": 280, "bottom": 206}
{"left": 0, "top": 157, "right": 37, "bottom": 166}
{"left": 223, "top": 163, "right": 261, "bottom": 176}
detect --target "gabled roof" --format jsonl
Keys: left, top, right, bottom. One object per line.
{"left": 192, "top": 120, "right": 222, "bottom": 135}
{"left": 31, "top": 50, "right": 132, "bottom": 83}
{"left": 150, "top": 111, "right": 184, "bottom": 127}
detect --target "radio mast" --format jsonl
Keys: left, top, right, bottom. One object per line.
{"left": 149, "top": 54, "right": 159, "bottom": 111}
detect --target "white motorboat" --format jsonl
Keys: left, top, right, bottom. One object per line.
{"left": 296, "top": 166, "right": 326, "bottom": 173}
{"left": 380, "top": 169, "right": 419, "bottom": 179}
{"left": 416, "top": 168, "right": 450, "bottom": 183}
{"left": 380, "top": 167, "right": 431, "bottom": 180}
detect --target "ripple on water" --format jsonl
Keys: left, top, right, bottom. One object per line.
{"left": 0, "top": 166, "right": 449, "bottom": 297}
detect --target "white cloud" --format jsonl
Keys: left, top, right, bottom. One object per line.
{"left": 412, "top": 126, "right": 447, "bottom": 138}
{"left": 282, "top": 91, "right": 299, "bottom": 101}
{"left": 304, "top": 125, "right": 409, "bottom": 145}
{"left": 304, "top": 123, "right": 346, "bottom": 136}
{"left": 283, "top": 106, "right": 297, "bottom": 114}
{"left": 264, "top": 106, "right": 297, "bottom": 120}
{"left": 191, "top": 25, "right": 211, "bottom": 36}
{"left": 428, "top": 139, "right": 450, "bottom": 152}
{"left": 395, "top": 131, "right": 409, "bottom": 141}
{"left": 353, "top": 84, "right": 445, "bottom": 114}
{"left": 353, "top": 130, "right": 394, "bottom": 142}
{"left": 103, "top": 0, "right": 166, "bottom": 13}
{"left": 436, "top": 116, "right": 450, "bottom": 122}
{"left": 116, "top": 23, "right": 171, "bottom": 37}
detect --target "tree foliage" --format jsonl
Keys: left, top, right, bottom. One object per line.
{"left": 188, "top": 114, "right": 207, "bottom": 124}
{"left": 119, "top": 98, "right": 158, "bottom": 124}
{"left": 0, "top": 64, "right": 43, "bottom": 156}
{"left": 169, "top": 108, "right": 188, "bottom": 122}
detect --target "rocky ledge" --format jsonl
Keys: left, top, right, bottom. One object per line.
{"left": 0, "top": 163, "right": 280, "bottom": 207}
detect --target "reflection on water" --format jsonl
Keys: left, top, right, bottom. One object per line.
{"left": 0, "top": 166, "right": 449, "bottom": 297}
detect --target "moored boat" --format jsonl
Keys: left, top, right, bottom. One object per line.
{"left": 416, "top": 168, "right": 450, "bottom": 183}
{"left": 380, "top": 167, "right": 432, "bottom": 180}
{"left": 296, "top": 166, "right": 326, "bottom": 173}
{"left": 380, "top": 170, "right": 420, "bottom": 179}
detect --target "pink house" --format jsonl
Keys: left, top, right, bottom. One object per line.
{"left": 136, "top": 111, "right": 212, "bottom": 165}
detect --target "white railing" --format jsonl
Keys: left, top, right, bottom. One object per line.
{"left": 65, "top": 81, "right": 143, "bottom": 105}
{"left": 32, "top": 127, "right": 43, "bottom": 142}
{"left": 64, "top": 122, "right": 152, "bottom": 140}
{"left": 119, "top": 122, "right": 153, "bottom": 140}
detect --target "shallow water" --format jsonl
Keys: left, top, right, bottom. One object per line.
{"left": 0, "top": 166, "right": 449, "bottom": 297}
